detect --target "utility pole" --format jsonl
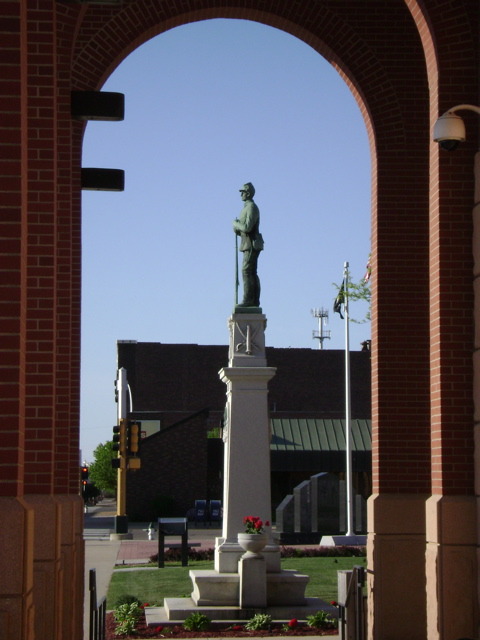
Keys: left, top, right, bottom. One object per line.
{"left": 311, "top": 307, "right": 331, "bottom": 349}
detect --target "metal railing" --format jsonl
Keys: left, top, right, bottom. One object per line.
{"left": 88, "top": 568, "right": 106, "bottom": 640}
{"left": 338, "top": 565, "right": 366, "bottom": 640}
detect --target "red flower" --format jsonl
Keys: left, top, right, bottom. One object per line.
{"left": 155, "top": 626, "right": 163, "bottom": 632}
{"left": 243, "top": 515, "right": 266, "bottom": 534}
{"left": 265, "top": 520, "right": 270, "bottom": 527}
{"left": 141, "top": 602, "right": 150, "bottom": 608}
{"left": 288, "top": 619, "right": 298, "bottom": 628}
{"left": 330, "top": 600, "right": 338, "bottom": 607}
{"left": 232, "top": 625, "right": 243, "bottom": 631}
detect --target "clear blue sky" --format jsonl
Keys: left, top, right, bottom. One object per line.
{"left": 80, "top": 18, "right": 371, "bottom": 463}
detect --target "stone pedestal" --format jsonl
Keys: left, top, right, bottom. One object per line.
{"left": 215, "top": 312, "right": 279, "bottom": 573}
{"left": 187, "top": 311, "right": 315, "bottom": 618}
{"left": 239, "top": 555, "right": 267, "bottom": 608}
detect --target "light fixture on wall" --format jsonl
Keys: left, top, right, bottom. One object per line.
{"left": 433, "top": 104, "right": 480, "bottom": 151}
{"left": 72, "top": 91, "right": 126, "bottom": 191}
{"left": 71, "top": 91, "right": 124, "bottom": 121}
{"left": 81, "top": 168, "right": 125, "bottom": 191}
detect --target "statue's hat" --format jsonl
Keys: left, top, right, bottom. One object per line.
{"left": 239, "top": 182, "right": 255, "bottom": 196}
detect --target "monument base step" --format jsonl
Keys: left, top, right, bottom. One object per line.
{"left": 190, "top": 569, "right": 310, "bottom": 606}
{"left": 320, "top": 535, "right": 367, "bottom": 546}
{"left": 144, "top": 597, "right": 337, "bottom": 626}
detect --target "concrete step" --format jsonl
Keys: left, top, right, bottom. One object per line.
{"left": 150, "top": 596, "right": 337, "bottom": 623}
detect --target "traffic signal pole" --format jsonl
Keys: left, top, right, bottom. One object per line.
{"left": 114, "top": 367, "right": 129, "bottom": 535}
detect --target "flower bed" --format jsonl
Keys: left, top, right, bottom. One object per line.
{"left": 149, "top": 545, "right": 365, "bottom": 564}
{"left": 106, "top": 611, "right": 338, "bottom": 639}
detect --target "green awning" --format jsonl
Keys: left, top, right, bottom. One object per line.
{"left": 270, "top": 418, "right": 371, "bottom": 452}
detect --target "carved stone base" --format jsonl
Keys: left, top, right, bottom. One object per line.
{"left": 234, "top": 305, "right": 263, "bottom": 314}
{"left": 190, "top": 568, "right": 309, "bottom": 607}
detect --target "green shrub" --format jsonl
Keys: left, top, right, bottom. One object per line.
{"left": 113, "top": 602, "right": 142, "bottom": 636}
{"left": 306, "top": 610, "right": 337, "bottom": 629}
{"left": 182, "top": 612, "right": 210, "bottom": 631}
{"left": 147, "top": 545, "right": 365, "bottom": 564}
{"left": 113, "top": 594, "right": 141, "bottom": 608}
{"left": 245, "top": 613, "right": 272, "bottom": 631}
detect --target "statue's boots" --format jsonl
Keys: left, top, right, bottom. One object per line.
{"left": 241, "top": 275, "right": 260, "bottom": 307}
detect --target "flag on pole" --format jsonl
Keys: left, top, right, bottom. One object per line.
{"left": 333, "top": 281, "right": 345, "bottom": 319}
{"left": 363, "top": 256, "right": 371, "bottom": 282}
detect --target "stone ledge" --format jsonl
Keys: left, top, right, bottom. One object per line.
{"left": 153, "top": 596, "right": 337, "bottom": 625}
{"left": 190, "top": 569, "right": 311, "bottom": 607}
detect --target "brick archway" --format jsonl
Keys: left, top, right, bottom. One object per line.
{"left": 1, "top": 2, "right": 478, "bottom": 639}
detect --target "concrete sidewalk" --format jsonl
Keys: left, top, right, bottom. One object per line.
{"left": 83, "top": 500, "right": 224, "bottom": 638}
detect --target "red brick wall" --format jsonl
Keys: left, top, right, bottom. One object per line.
{"left": 61, "top": 0, "right": 476, "bottom": 502}
{"left": 0, "top": 1, "right": 26, "bottom": 497}
{"left": 1, "top": 3, "right": 479, "bottom": 637}
{"left": 118, "top": 342, "right": 372, "bottom": 421}
{"left": 0, "top": 0, "right": 477, "bottom": 505}
{"left": 1, "top": 0, "right": 477, "bottom": 501}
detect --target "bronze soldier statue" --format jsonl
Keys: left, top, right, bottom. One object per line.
{"left": 233, "top": 182, "right": 264, "bottom": 307}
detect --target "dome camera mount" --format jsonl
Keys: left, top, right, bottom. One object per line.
{"left": 433, "top": 104, "right": 480, "bottom": 151}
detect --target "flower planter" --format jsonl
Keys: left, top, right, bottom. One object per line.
{"left": 237, "top": 533, "right": 268, "bottom": 557}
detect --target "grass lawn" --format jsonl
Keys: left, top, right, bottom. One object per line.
{"left": 107, "top": 556, "right": 366, "bottom": 609}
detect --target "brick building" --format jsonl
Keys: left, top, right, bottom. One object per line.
{"left": 118, "top": 341, "right": 371, "bottom": 520}
{"left": 2, "top": 3, "right": 479, "bottom": 639}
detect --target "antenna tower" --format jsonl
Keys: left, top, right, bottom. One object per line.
{"left": 311, "top": 307, "right": 331, "bottom": 349}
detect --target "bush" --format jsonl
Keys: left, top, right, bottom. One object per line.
{"left": 280, "top": 545, "right": 366, "bottom": 558}
{"left": 306, "top": 610, "right": 337, "bottom": 630}
{"left": 113, "top": 594, "right": 141, "bottom": 608}
{"left": 149, "top": 547, "right": 215, "bottom": 563}
{"left": 148, "top": 545, "right": 365, "bottom": 563}
{"left": 245, "top": 613, "right": 272, "bottom": 631}
{"left": 183, "top": 612, "right": 210, "bottom": 631}
{"left": 113, "top": 602, "right": 142, "bottom": 636}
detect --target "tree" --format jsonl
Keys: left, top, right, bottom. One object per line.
{"left": 345, "top": 277, "right": 371, "bottom": 323}
{"left": 333, "top": 259, "right": 371, "bottom": 324}
{"left": 88, "top": 441, "right": 117, "bottom": 494}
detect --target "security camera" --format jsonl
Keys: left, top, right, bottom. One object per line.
{"left": 433, "top": 112, "right": 466, "bottom": 151}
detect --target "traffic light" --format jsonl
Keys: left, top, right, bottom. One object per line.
{"left": 81, "top": 466, "right": 89, "bottom": 486}
{"left": 127, "top": 421, "right": 141, "bottom": 455}
{"left": 112, "top": 425, "right": 121, "bottom": 451}
{"left": 112, "top": 420, "right": 127, "bottom": 455}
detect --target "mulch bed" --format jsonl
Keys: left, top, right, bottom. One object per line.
{"left": 106, "top": 613, "right": 338, "bottom": 639}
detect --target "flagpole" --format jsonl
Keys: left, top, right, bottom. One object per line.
{"left": 344, "top": 261, "right": 354, "bottom": 536}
